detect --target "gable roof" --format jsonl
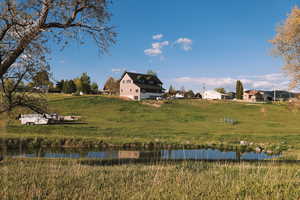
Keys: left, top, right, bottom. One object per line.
{"left": 120, "top": 72, "right": 164, "bottom": 93}
{"left": 120, "top": 72, "right": 163, "bottom": 84}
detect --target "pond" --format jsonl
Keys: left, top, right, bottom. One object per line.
{"left": 5, "top": 148, "right": 279, "bottom": 161}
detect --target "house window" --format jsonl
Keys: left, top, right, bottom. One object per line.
{"left": 134, "top": 96, "right": 139, "bottom": 100}
{"left": 127, "top": 80, "right": 131, "bottom": 83}
{"left": 121, "top": 89, "right": 123, "bottom": 92}
{"left": 130, "top": 89, "right": 132, "bottom": 92}
{"left": 122, "top": 80, "right": 125, "bottom": 83}
{"left": 136, "top": 89, "right": 139, "bottom": 93}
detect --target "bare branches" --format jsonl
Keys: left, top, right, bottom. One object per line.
{"left": 0, "top": 0, "right": 115, "bottom": 79}
{"left": 0, "top": 0, "right": 115, "bottom": 114}
{"left": 0, "top": 24, "right": 12, "bottom": 41}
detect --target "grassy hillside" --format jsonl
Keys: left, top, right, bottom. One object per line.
{"left": 1, "top": 158, "right": 300, "bottom": 199}
{"left": 2, "top": 94, "right": 300, "bottom": 153}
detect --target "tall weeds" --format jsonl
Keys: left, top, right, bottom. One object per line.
{"left": 0, "top": 159, "right": 299, "bottom": 199}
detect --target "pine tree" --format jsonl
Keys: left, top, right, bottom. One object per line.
{"left": 69, "top": 80, "right": 77, "bottom": 93}
{"left": 56, "top": 80, "right": 64, "bottom": 92}
{"left": 236, "top": 80, "right": 244, "bottom": 99}
{"left": 168, "top": 85, "right": 176, "bottom": 95}
{"left": 80, "top": 72, "right": 91, "bottom": 94}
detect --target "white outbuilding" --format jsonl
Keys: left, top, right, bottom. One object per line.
{"left": 202, "top": 91, "right": 226, "bottom": 100}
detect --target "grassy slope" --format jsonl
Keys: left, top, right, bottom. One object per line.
{"left": 4, "top": 94, "right": 300, "bottom": 150}
{"left": 1, "top": 158, "right": 300, "bottom": 199}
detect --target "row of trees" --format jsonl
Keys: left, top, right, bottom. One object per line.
{"left": 55, "top": 73, "right": 99, "bottom": 94}
{"left": 167, "top": 85, "right": 199, "bottom": 98}
{"left": 167, "top": 80, "right": 244, "bottom": 100}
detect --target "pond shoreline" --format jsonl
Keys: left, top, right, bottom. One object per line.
{"left": 0, "top": 136, "right": 284, "bottom": 155}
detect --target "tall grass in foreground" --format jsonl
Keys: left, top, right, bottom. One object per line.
{"left": 1, "top": 159, "right": 300, "bottom": 199}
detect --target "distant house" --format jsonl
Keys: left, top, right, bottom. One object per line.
{"left": 244, "top": 90, "right": 294, "bottom": 102}
{"left": 175, "top": 92, "right": 184, "bottom": 99}
{"left": 226, "top": 92, "right": 236, "bottom": 100}
{"left": 243, "top": 90, "right": 264, "bottom": 102}
{"left": 103, "top": 77, "right": 120, "bottom": 95}
{"left": 194, "top": 93, "right": 202, "bottom": 99}
{"left": 261, "top": 90, "right": 295, "bottom": 101}
{"left": 203, "top": 90, "right": 227, "bottom": 100}
{"left": 119, "top": 72, "right": 165, "bottom": 100}
{"left": 34, "top": 85, "right": 49, "bottom": 93}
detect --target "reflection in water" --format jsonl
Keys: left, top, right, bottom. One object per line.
{"left": 5, "top": 148, "right": 278, "bottom": 161}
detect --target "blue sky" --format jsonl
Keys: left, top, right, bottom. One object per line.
{"left": 49, "top": 0, "right": 299, "bottom": 92}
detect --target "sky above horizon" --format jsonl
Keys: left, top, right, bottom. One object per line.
{"left": 49, "top": 0, "right": 299, "bottom": 92}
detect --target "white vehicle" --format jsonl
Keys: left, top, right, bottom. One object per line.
{"left": 19, "top": 114, "right": 49, "bottom": 125}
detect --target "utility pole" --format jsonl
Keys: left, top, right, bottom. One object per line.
{"left": 202, "top": 83, "right": 206, "bottom": 97}
{"left": 273, "top": 87, "right": 276, "bottom": 102}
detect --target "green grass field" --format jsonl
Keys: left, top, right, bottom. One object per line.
{"left": 1, "top": 158, "right": 300, "bottom": 199}
{"left": 2, "top": 95, "right": 300, "bottom": 199}
{"left": 2, "top": 94, "right": 300, "bottom": 156}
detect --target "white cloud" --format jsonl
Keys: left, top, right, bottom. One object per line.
{"left": 173, "top": 73, "right": 291, "bottom": 91}
{"left": 144, "top": 48, "right": 162, "bottom": 56}
{"left": 175, "top": 77, "right": 236, "bottom": 88}
{"left": 152, "top": 34, "right": 163, "bottom": 40}
{"left": 152, "top": 41, "right": 169, "bottom": 49}
{"left": 175, "top": 38, "right": 193, "bottom": 51}
{"left": 144, "top": 41, "right": 169, "bottom": 56}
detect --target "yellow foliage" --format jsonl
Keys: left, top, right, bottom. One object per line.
{"left": 271, "top": 6, "right": 300, "bottom": 89}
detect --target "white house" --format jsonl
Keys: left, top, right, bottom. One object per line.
{"left": 203, "top": 90, "right": 226, "bottom": 100}
{"left": 174, "top": 93, "right": 184, "bottom": 99}
{"left": 119, "top": 72, "right": 165, "bottom": 100}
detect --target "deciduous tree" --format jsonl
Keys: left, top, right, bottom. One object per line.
{"left": 214, "top": 88, "right": 226, "bottom": 94}
{"left": 271, "top": 6, "right": 300, "bottom": 89}
{"left": 0, "top": 0, "right": 116, "bottom": 112}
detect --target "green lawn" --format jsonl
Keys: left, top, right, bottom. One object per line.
{"left": 2, "top": 94, "right": 300, "bottom": 155}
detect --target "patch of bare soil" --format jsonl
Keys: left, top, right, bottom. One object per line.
{"left": 141, "top": 100, "right": 164, "bottom": 108}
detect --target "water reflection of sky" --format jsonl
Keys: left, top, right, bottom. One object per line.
{"left": 161, "top": 149, "right": 237, "bottom": 160}
{"left": 7, "top": 148, "right": 279, "bottom": 160}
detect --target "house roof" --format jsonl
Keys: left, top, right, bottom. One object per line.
{"left": 244, "top": 90, "right": 262, "bottom": 95}
{"left": 120, "top": 72, "right": 164, "bottom": 93}
{"left": 121, "top": 72, "right": 163, "bottom": 84}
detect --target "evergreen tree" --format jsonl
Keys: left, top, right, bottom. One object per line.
{"left": 62, "top": 80, "right": 69, "bottom": 94}
{"left": 91, "top": 82, "right": 99, "bottom": 94}
{"left": 56, "top": 80, "right": 64, "bottom": 92}
{"left": 80, "top": 72, "right": 91, "bottom": 94}
{"left": 146, "top": 70, "right": 157, "bottom": 76}
{"left": 168, "top": 85, "right": 176, "bottom": 95}
{"left": 69, "top": 80, "right": 77, "bottom": 93}
{"left": 236, "top": 80, "right": 244, "bottom": 99}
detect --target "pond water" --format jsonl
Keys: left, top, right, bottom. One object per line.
{"left": 5, "top": 148, "right": 279, "bottom": 161}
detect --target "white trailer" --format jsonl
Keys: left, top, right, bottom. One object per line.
{"left": 19, "top": 114, "right": 49, "bottom": 125}
{"left": 18, "top": 113, "right": 81, "bottom": 125}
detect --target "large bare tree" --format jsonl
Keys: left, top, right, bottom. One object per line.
{"left": 271, "top": 6, "right": 300, "bottom": 89}
{"left": 0, "top": 0, "right": 116, "bottom": 112}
